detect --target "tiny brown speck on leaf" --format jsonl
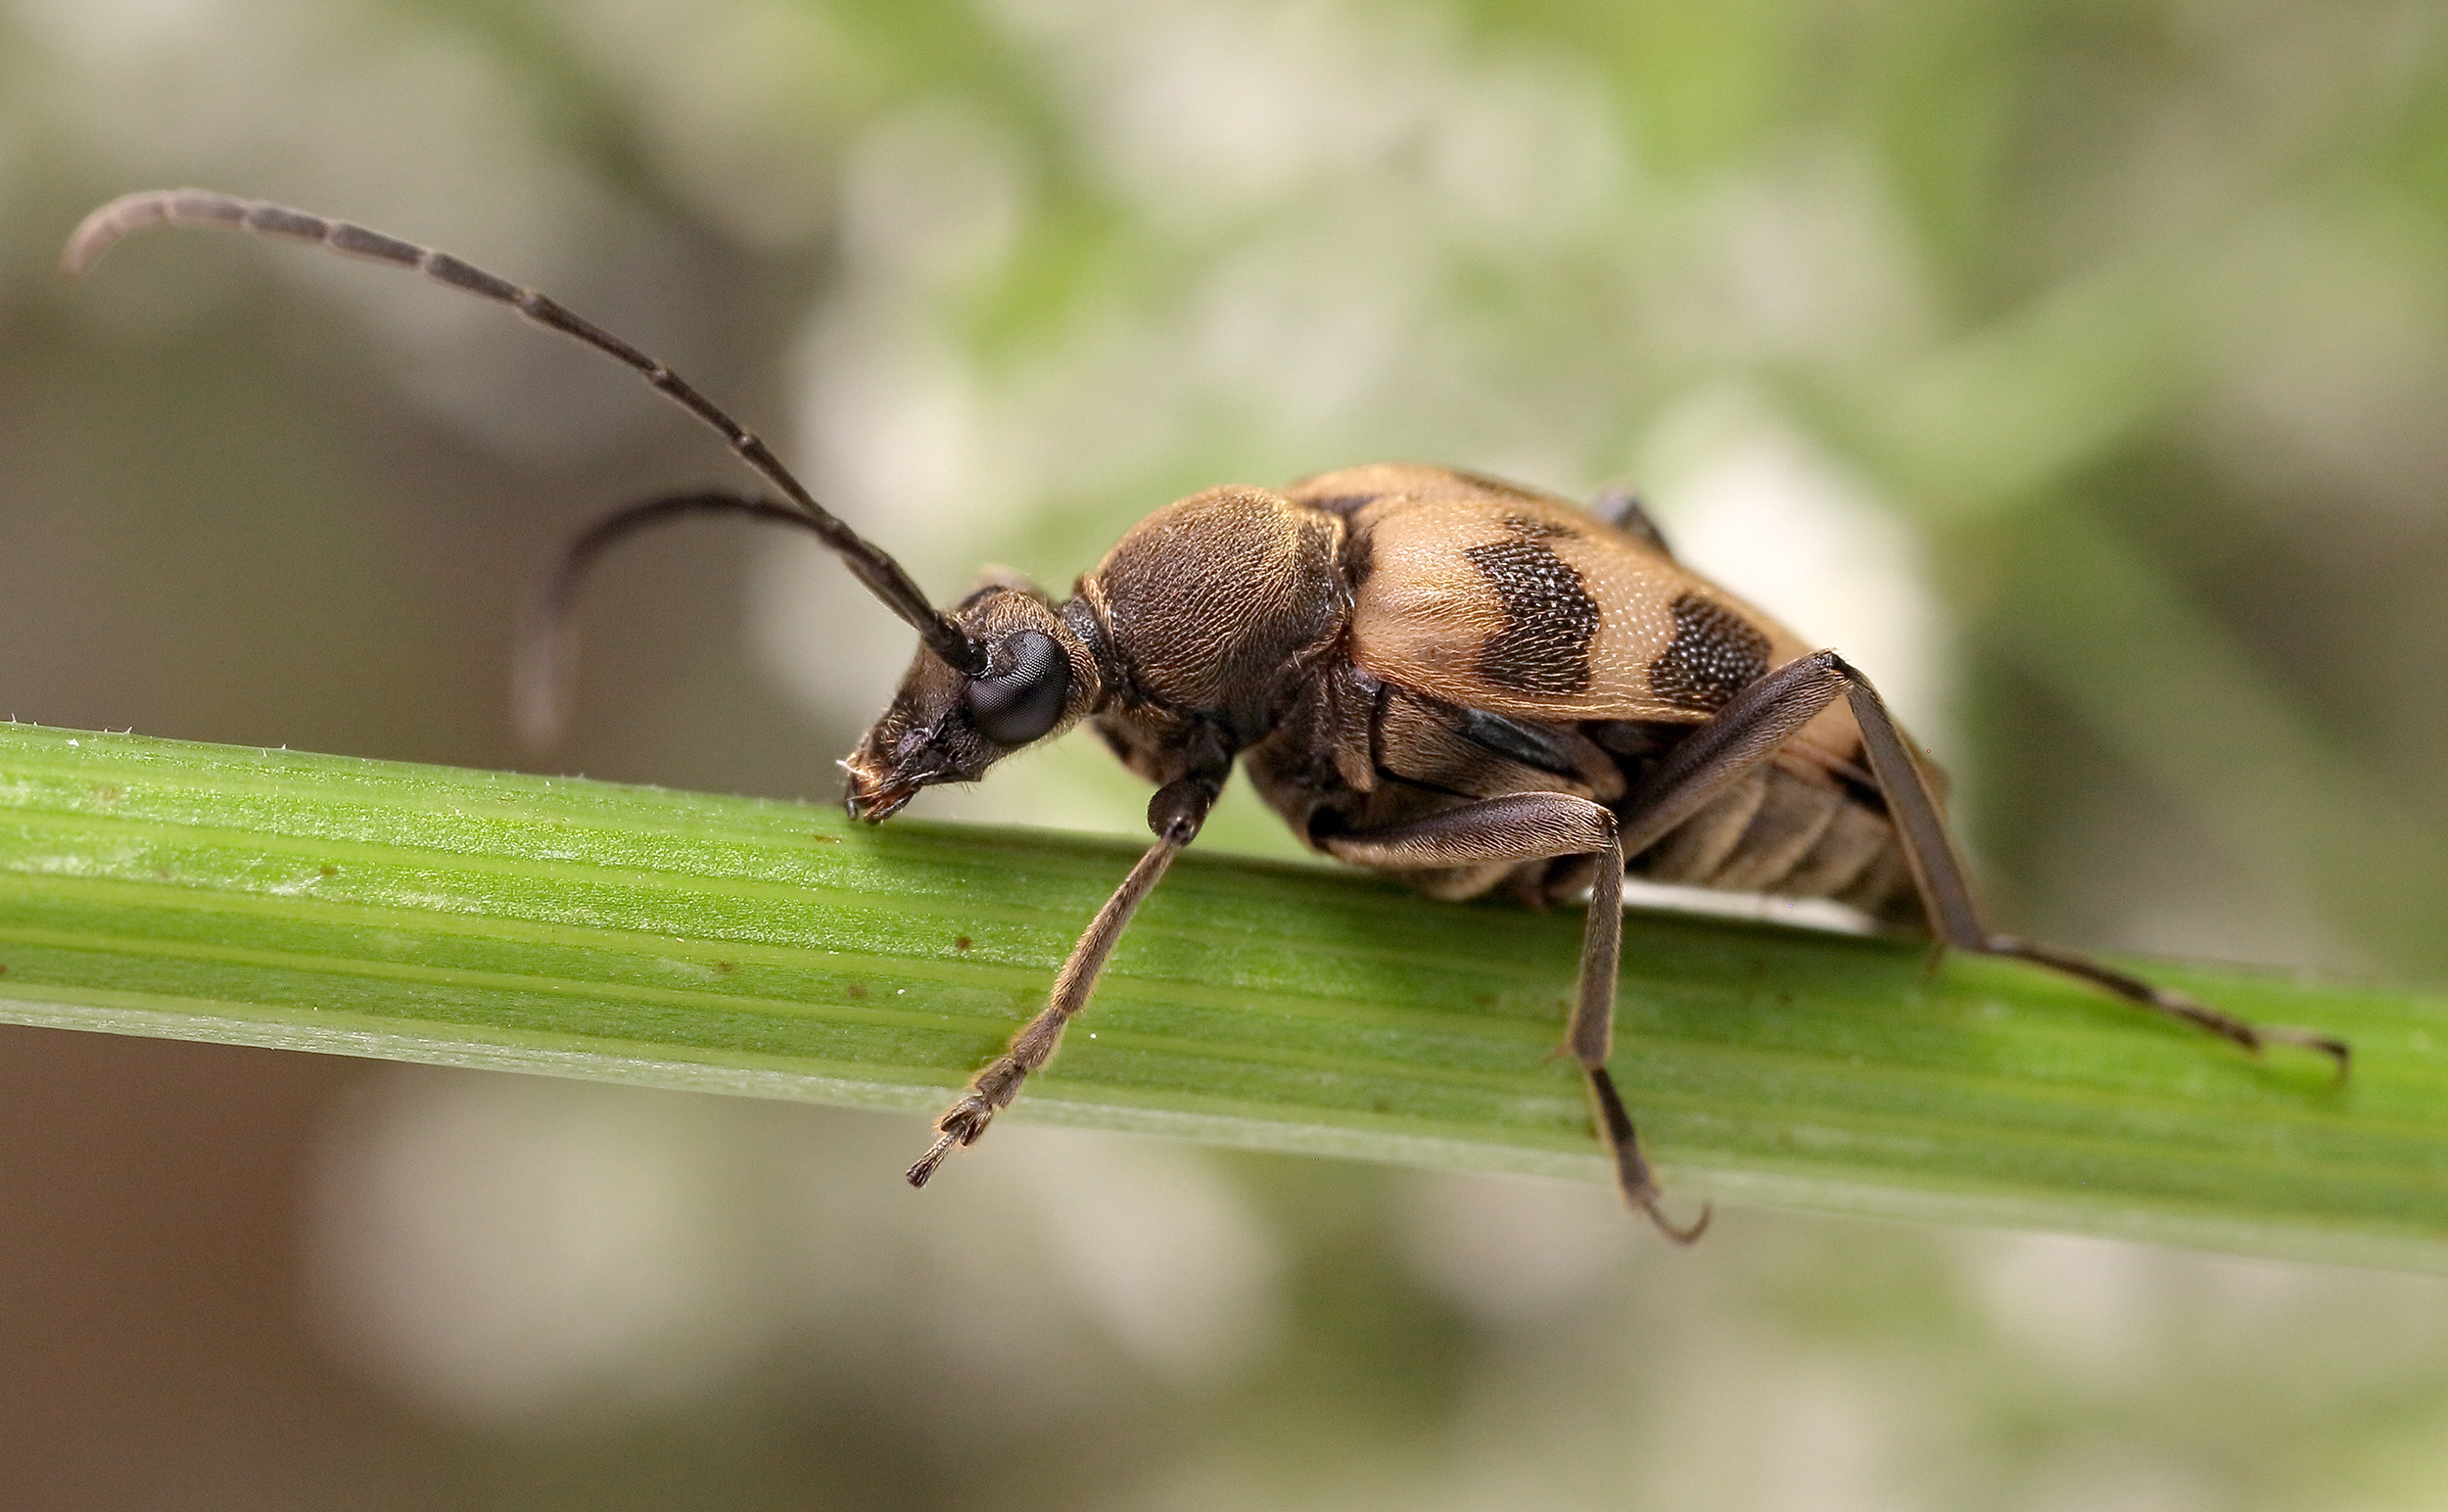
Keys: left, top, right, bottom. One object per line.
{"left": 847, "top": 983, "right": 868, "bottom": 999}
{"left": 809, "top": 832, "right": 840, "bottom": 844}
{"left": 320, "top": 865, "right": 339, "bottom": 877}
{"left": 716, "top": 961, "right": 736, "bottom": 974}
{"left": 954, "top": 936, "right": 972, "bottom": 953}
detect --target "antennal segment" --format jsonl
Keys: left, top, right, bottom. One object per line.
{"left": 514, "top": 490, "right": 876, "bottom": 752}
{"left": 64, "top": 187, "right": 985, "bottom": 676}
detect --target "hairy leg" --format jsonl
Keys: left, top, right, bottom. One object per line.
{"left": 908, "top": 768, "right": 1227, "bottom": 1185}
{"left": 1625, "top": 651, "right": 2347, "bottom": 1070}
{"left": 1324, "top": 793, "right": 1707, "bottom": 1243}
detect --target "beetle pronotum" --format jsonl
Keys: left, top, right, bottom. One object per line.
{"left": 66, "top": 189, "right": 2350, "bottom": 1241}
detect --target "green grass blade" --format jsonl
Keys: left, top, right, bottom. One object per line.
{"left": 2, "top": 722, "right": 2442, "bottom": 1268}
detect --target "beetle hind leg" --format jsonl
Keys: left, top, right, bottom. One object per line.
{"left": 1971, "top": 934, "right": 2350, "bottom": 1075}
{"left": 1621, "top": 648, "right": 2348, "bottom": 1078}
{"left": 1826, "top": 657, "right": 2350, "bottom": 1076}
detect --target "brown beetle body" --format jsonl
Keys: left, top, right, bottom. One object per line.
{"left": 997, "top": 464, "right": 1911, "bottom": 921}
{"left": 1256, "top": 464, "right": 1909, "bottom": 920}
{"left": 67, "top": 190, "right": 2348, "bottom": 1242}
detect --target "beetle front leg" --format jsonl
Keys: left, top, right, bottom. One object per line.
{"left": 1320, "top": 794, "right": 1709, "bottom": 1243}
{"left": 907, "top": 770, "right": 1223, "bottom": 1187}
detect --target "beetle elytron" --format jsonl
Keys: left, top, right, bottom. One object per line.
{"left": 66, "top": 189, "right": 2348, "bottom": 1240}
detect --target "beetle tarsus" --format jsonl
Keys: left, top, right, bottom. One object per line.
{"left": 908, "top": 1069, "right": 1022, "bottom": 1188}
{"left": 908, "top": 1091, "right": 1003, "bottom": 1186}
{"left": 2153, "top": 990, "right": 2351, "bottom": 1079}
{"left": 1641, "top": 1197, "right": 1713, "bottom": 1247}
{"left": 905, "top": 1132, "right": 960, "bottom": 1188}
{"left": 2260, "top": 1023, "right": 2354, "bottom": 1082}
{"left": 2303, "top": 1031, "right": 2353, "bottom": 1081}
{"left": 1966, "top": 931, "right": 2349, "bottom": 1078}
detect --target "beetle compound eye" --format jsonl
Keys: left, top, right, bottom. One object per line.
{"left": 965, "top": 630, "right": 1070, "bottom": 745}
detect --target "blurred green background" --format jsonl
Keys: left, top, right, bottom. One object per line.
{"left": 7, "top": 0, "right": 2448, "bottom": 1506}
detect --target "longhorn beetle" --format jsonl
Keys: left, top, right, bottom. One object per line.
{"left": 65, "top": 189, "right": 2350, "bottom": 1242}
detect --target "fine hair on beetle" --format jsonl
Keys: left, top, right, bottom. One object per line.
{"left": 64, "top": 189, "right": 2354, "bottom": 1244}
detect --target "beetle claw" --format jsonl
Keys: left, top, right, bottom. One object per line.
{"left": 1641, "top": 1196, "right": 1713, "bottom": 1246}
{"left": 906, "top": 1095, "right": 998, "bottom": 1187}
{"left": 905, "top": 1131, "right": 960, "bottom": 1188}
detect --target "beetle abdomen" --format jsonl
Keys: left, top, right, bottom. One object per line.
{"left": 1630, "top": 761, "right": 1916, "bottom": 921}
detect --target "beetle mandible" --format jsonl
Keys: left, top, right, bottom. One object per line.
{"left": 65, "top": 190, "right": 2351, "bottom": 1241}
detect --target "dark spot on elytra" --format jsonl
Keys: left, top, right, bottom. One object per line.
{"left": 1651, "top": 592, "right": 1770, "bottom": 713}
{"left": 1464, "top": 537, "right": 1599, "bottom": 695}
{"left": 954, "top": 935, "right": 972, "bottom": 953}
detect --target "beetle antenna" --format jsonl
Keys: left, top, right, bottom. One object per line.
{"left": 515, "top": 490, "right": 851, "bottom": 751}
{"left": 63, "top": 188, "right": 986, "bottom": 677}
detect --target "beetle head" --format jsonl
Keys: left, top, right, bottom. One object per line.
{"left": 841, "top": 580, "right": 1102, "bottom": 821}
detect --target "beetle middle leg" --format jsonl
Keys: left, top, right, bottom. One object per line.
{"left": 1318, "top": 793, "right": 1709, "bottom": 1243}
{"left": 1624, "top": 652, "right": 2350, "bottom": 1072}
